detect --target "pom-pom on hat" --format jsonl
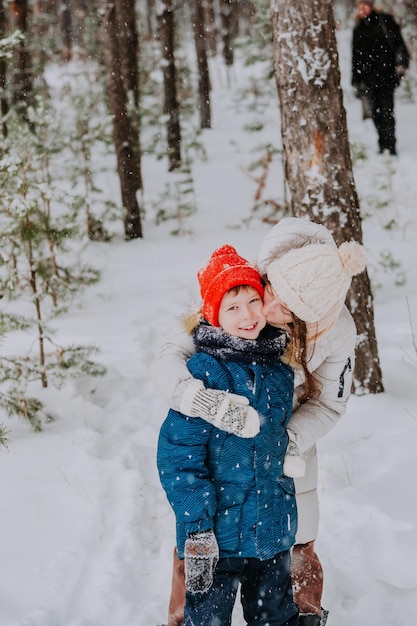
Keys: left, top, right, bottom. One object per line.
{"left": 198, "top": 245, "right": 264, "bottom": 327}
{"left": 267, "top": 240, "right": 366, "bottom": 325}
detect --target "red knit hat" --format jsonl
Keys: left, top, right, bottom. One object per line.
{"left": 197, "top": 245, "right": 264, "bottom": 327}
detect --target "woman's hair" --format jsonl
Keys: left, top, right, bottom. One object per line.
{"left": 287, "top": 314, "right": 320, "bottom": 404}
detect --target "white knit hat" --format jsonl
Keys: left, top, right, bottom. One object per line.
{"left": 267, "top": 241, "right": 366, "bottom": 325}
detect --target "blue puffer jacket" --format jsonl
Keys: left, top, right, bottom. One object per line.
{"left": 157, "top": 328, "right": 296, "bottom": 561}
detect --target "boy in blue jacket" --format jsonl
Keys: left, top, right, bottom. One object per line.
{"left": 157, "top": 245, "right": 298, "bottom": 626}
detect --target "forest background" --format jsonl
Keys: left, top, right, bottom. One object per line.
{"left": 0, "top": 1, "right": 417, "bottom": 625}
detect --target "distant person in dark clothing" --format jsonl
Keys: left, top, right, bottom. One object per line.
{"left": 352, "top": 0, "right": 410, "bottom": 155}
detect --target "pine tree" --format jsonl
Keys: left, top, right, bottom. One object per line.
{"left": 0, "top": 100, "right": 105, "bottom": 429}
{"left": 0, "top": 423, "right": 9, "bottom": 449}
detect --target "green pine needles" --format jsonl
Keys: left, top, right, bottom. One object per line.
{"left": 0, "top": 98, "right": 105, "bottom": 432}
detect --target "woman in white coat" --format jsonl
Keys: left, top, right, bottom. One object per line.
{"left": 152, "top": 217, "right": 366, "bottom": 626}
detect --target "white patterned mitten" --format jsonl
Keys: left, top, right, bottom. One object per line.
{"left": 180, "top": 379, "right": 260, "bottom": 438}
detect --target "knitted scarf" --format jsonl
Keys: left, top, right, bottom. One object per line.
{"left": 192, "top": 322, "right": 289, "bottom": 366}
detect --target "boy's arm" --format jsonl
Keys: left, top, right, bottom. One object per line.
{"left": 157, "top": 397, "right": 220, "bottom": 593}
{"left": 157, "top": 411, "right": 217, "bottom": 536}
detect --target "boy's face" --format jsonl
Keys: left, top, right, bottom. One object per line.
{"left": 218, "top": 286, "right": 266, "bottom": 339}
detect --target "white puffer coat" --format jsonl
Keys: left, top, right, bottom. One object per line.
{"left": 151, "top": 218, "right": 358, "bottom": 543}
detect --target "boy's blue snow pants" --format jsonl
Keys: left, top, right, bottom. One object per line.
{"left": 183, "top": 550, "right": 299, "bottom": 626}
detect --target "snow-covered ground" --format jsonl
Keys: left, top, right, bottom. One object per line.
{"left": 0, "top": 26, "right": 416, "bottom": 626}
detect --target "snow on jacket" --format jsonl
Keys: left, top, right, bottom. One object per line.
{"left": 151, "top": 218, "right": 358, "bottom": 497}
{"left": 352, "top": 10, "right": 409, "bottom": 91}
{"left": 152, "top": 307, "right": 355, "bottom": 496}
{"left": 157, "top": 324, "right": 296, "bottom": 560}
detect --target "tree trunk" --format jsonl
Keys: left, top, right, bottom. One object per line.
{"left": 60, "top": 0, "right": 73, "bottom": 61}
{"left": 9, "top": 0, "right": 33, "bottom": 116}
{"left": 191, "top": 0, "right": 211, "bottom": 128}
{"left": 202, "top": 0, "right": 217, "bottom": 57}
{"left": 116, "top": 0, "right": 143, "bottom": 190}
{"left": 157, "top": 0, "right": 181, "bottom": 171}
{"left": 219, "top": 0, "right": 234, "bottom": 66}
{"left": 270, "top": 0, "right": 383, "bottom": 394}
{"left": 26, "top": 221, "right": 48, "bottom": 388}
{"left": 100, "top": 0, "right": 143, "bottom": 239}
{"left": 117, "top": 0, "right": 139, "bottom": 107}
{"left": 0, "top": 0, "right": 8, "bottom": 138}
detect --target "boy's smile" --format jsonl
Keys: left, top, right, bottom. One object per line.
{"left": 218, "top": 287, "right": 266, "bottom": 339}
